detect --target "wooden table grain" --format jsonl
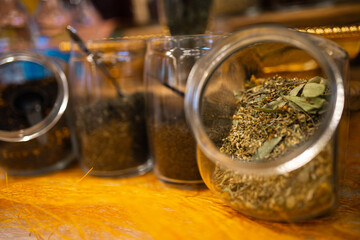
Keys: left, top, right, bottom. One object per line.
{"left": 0, "top": 111, "right": 359, "bottom": 240}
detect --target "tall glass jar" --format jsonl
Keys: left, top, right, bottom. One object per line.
{"left": 144, "top": 34, "right": 223, "bottom": 185}
{"left": 68, "top": 38, "right": 151, "bottom": 177}
{"left": 0, "top": 50, "right": 75, "bottom": 175}
{"left": 185, "top": 25, "right": 349, "bottom": 221}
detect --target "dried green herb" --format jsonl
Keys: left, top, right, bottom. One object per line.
{"left": 283, "top": 95, "right": 325, "bottom": 113}
{"left": 254, "top": 136, "right": 283, "bottom": 161}
{"left": 302, "top": 83, "right": 325, "bottom": 97}
{"left": 289, "top": 84, "right": 304, "bottom": 96}
{"left": 212, "top": 75, "right": 334, "bottom": 220}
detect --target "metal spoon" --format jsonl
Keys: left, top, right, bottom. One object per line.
{"left": 66, "top": 25, "right": 123, "bottom": 97}
{"left": 67, "top": 25, "right": 186, "bottom": 98}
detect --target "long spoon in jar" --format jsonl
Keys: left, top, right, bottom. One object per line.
{"left": 66, "top": 25, "right": 123, "bottom": 97}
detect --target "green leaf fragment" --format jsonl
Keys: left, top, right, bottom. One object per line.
{"left": 254, "top": 136, "right": 283, "bottom": 161}
{"left": 233, "top": 90, "right": 243, "bottom": 100}
{"left": 288, "top": 101, "right": 303, "bottom": 112}
{"left": 268, "top": 97, "right": 286, "bottom": 109}
{"left": 284, "top": 96, "right": 326, "bottom": 113}
{"left": 250, "top": 85, "right": 263, "bottom": 93}
{"left": 232, "top": 119, "right": 240, "bottom": 128}
{"left": 250, "top": 94, "right": 266, "bottom": 104}
{"left": 302, "top": 83, "right": 326, "bottom": 97}
{"left": 308, "top": 76, "right": 324, "bottom": 83}
{"left": 289, "top": 84, "right": 304, "bottom": 96}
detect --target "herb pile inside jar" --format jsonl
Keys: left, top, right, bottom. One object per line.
{"left": 213, "top": 75, "right": 334, "bottom": 220}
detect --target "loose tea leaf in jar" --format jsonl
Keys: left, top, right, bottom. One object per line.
{"left": 0, "top": 121, "right": 73, "bottom": 173}
{"left": 213, "top": 75, "right": 334, "bottom": 220}
{"left": 150, "top": 121, "right": 201, "bottom": 182}
{"left": 0, "top": 78, "right": 57, "bottom": 131}
{"left": 75, "top": 92, "right": 149, "bottom": 173}
{"left": 0, "top": 77, "right": 73, "bottom": 174}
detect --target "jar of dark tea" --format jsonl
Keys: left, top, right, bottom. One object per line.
{"left": 145, "top": 34, "right": 224, "bottom": 185}
{"left": 68, "top": 38, "right": 151, "bottom": 177}
{"left": 0, "top": 51, "right": 75, "bottom": 175}
{"left": 185, "top": 25, "right": 349, "bottom": 221}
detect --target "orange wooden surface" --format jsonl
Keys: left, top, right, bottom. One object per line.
{"left": 0, "top": 111, "right": 359, "bottom": 239}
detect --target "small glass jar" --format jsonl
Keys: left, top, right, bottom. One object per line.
{"left": 0, "top": 50, "right": 75, "bottom": 175}
{"left": 185, "top": 25, "right": 349, "bottom": 221}
{"left": 144, "top": 34, "right": 224, "bottom": 185}
{"left": 68, "top": 38, "right": 151, "bottom": 177}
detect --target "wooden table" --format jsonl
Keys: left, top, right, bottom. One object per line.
{"left": 0, "top": 110, "right": 359, "bottom": 240}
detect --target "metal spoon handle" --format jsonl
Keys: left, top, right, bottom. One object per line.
{"left": 66, "top": 25, "right": 123, "bottom": 97}
{"left": 66, "top": 25, "right": 92, "bottom": 56}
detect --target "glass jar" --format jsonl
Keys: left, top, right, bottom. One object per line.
{"left": 145, "top": 34, "right": 224, "bottom": 185}
{"left": 185, "top": 25, "right": 349, "bottom": 221}
{"left": 0, "top": 50, "right": 75, "bottom": 175}
{"left": 68, "top": 38, "right": 151, "bottom": 177}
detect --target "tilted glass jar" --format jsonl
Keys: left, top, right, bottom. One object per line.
{"left": 185, "top": 25, "right": 349, "bottom": 221}
{"left": 0, "top": 51, "right": 75, "bottom": 175}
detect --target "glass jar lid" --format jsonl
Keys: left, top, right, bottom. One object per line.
{"left": 0, "top": 51, "right": 69, "bottom": 142}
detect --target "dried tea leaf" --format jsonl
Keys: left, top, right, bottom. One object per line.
{"left": 256, "top": 108, "right": 283, "bottom": 113}
{"left": 216, "top": 76, "right": 332, "bottom": 218}
{"left": 308, "top": 76, "right": 324, "bottom": 83}
{"left": 254, "top": 136, "right": 283, "bottom": 161}
{"left": 288, "top": 101, "right": 303, "bottom": 112}
{"left": 289, "top": 84, "right": 304, "bottom": 96}
{"left": 250, "top": 85, "right": 263, "bottom": 93}
{"left": 232, "top": 119, "right": 240, "bottom": 128}
{"left": 284, "top": 96, "right": 325, "bottom": 113}
{"left": 308, "top": 97, "right": 326, "bottom": 112}
{"left": 249, "top": 94, "right": 266, "bottom": 105}
{"left": 302, "top": 83, "right": 325, "bottom": 98}
{"left": 233, "top": 90, "right": 243, "bottom": 100}
{"left": 268, "top": 97, "right": 286, "bottom": 109}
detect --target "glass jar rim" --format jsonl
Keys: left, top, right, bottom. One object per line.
{"left": 0, "top": 50, "right": 69, "bottom": 142}
{"left": 185, "top": 24, "right": 345, "bottom": 175}
{"left": 84, "top": 38, "right": 146, "bottom": 51}
{"left": 146, "top": 34, "right": 226, "bottom": 56}
{"left": 148, "top": 33, "right": 225, "bottom": 41}
{"left": 147, "top": 34, "right": 225, "bottom": 44}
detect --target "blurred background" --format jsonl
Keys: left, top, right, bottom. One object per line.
{"left": 0, "top": 0, "right": 359, "bottom": 42}
{"left": 0, "top": 0, "right": 359, "bottom": 102}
